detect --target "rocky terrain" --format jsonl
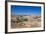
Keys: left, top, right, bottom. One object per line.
{"left": 11, "top": 15, "right": 41, "bottom": 28}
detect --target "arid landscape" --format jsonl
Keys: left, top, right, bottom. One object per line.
{"left": 11, "top": 15, "right": 41, "bottom": 28}
{"left": 11, "top": 5, "right": 41, "bottom": 28}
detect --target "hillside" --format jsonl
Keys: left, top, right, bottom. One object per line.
{"left": 11, "top": 15, "right": 41, "bottom": 28}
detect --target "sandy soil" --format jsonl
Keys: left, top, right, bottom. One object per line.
{"left": 11, "top": 15, "right": 41, "bottom": 28}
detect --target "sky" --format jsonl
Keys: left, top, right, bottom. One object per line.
{"left": 11, "top": 5, "right": 41, "bottom": 16}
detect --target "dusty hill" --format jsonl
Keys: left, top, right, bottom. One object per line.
{"left": 11, "top": 15, "right": 41, "bottom": 28}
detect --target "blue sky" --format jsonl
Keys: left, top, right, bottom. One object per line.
{"left": 11, "top": 5, "right": 41, "bottom": 16}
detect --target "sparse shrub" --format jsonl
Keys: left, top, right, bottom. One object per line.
{"left": 24, "top": 18, "right": 28, "bottom": 21}
{"left": 16, "top": 16, "right": 28, "bottom": 23}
